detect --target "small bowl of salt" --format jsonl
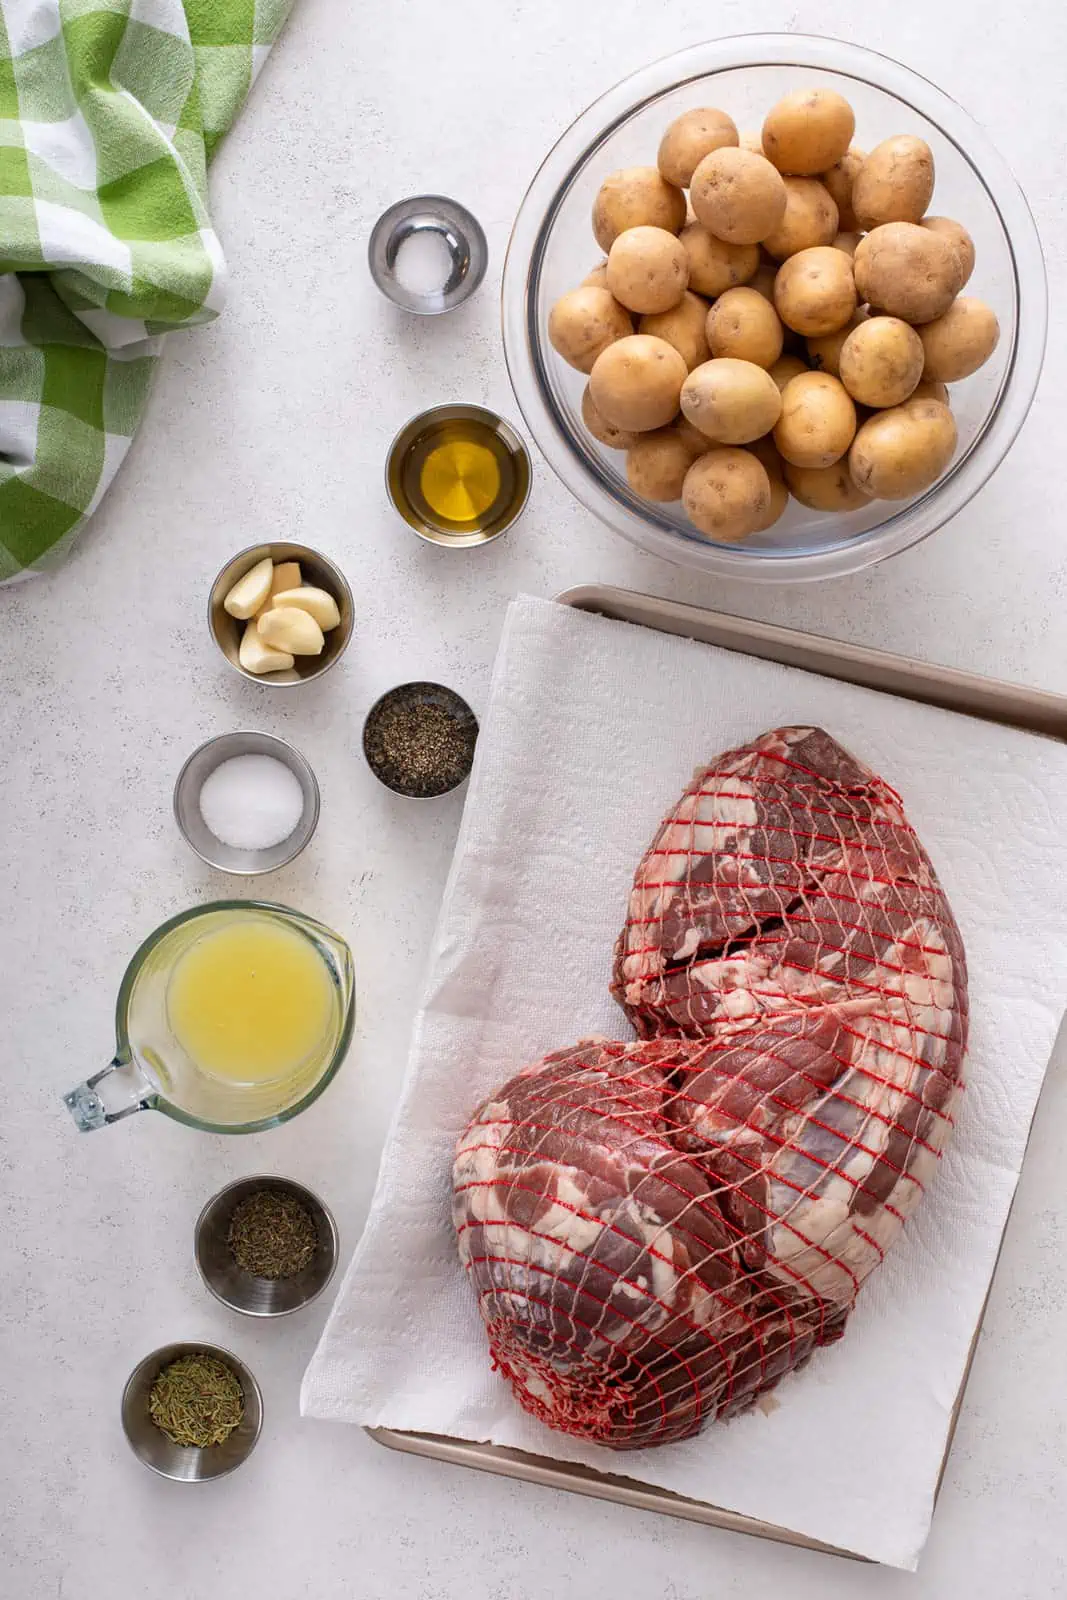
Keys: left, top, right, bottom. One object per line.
{"left": 173, "top": 731, "right": 320, "bottom": 876}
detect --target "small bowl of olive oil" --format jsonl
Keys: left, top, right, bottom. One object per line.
{"left": 386, "top": 404, "right": 531, "bottom": 548}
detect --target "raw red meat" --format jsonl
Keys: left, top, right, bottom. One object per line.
{"left": 453, "top": 727, "right": 967, "bottom": 1449}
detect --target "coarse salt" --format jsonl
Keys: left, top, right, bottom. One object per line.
{"left": 394, "top": 229, "right": 452, "bottom": 296}
{"left": 199, "top": 754, "right": 305, "bottom": 851}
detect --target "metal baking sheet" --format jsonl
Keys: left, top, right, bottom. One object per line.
{"left": 370, "top": 583, "right": 1067, "bottom": 1559}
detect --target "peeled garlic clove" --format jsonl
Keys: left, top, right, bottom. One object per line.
{"left": 270, "top": 560, "right": 302, "bottom": 593}
{"left": 271, "top": 585, "right": 341, "bottom": 631}
{"left": 268, "top": 560, "right": 302, "bottom": 599}
{"left": 257, "top": 605, "right": 325, "bottom": 656}
{"left": 253, "top": 560, "right": 304, "bottom": 618}
{"left": 239, "top": 623, "right": 295, "bottom": 675}
{"left": 224, "top": 556, "right": 274, "bottom": 619}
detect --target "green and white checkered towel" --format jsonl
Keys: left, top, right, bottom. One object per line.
{"left": 0, "top": 0, "right": 292, "bottom": 582}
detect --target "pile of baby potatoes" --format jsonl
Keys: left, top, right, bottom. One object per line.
{"left": 547, "top": 87, "right": 999, "bottom": 543}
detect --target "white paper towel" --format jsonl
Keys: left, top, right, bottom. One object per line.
{"left": 303, "top": 595, "right": 1067, "bottom": 1570}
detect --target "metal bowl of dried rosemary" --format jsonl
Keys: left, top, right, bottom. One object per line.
{"left": 121, "top": 1342, "right": 263, "bottom": 1481}
{"left": 194, "top": 1175, "right": 339, "bottom": 1317}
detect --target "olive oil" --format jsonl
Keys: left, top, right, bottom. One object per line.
{"left": 419, "top": 436, "right": 501, "bottom": 523}
{"left": 405, "top": 418, "right": 516, "bottom": 533}
{"left": 387, "top": 405, "right": 531, "bottom": 546}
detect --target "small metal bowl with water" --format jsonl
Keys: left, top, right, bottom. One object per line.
{"left": 195, "top": 1175, "right": 339, "bottom": 1317}
{"left": 369, "top": 195, "right": 488, "bottom": 314}
{"left": 121, "top": 1342, "right": 263, "bottom": 1481}
{"left": 173, "top": 730, "right": 320, "bottom": 875}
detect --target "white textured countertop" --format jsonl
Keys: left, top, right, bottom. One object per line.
{"left": 3, "top": 1, "right": 1066, "bottom": 1596}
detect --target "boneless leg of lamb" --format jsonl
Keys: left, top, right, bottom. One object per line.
{"left": 453, "top": 727, "right": 967, "bottom": 1448}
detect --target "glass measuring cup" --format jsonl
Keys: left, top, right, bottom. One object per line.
{"left": 64, "top": 902, "right": 355, "bottom": 1134}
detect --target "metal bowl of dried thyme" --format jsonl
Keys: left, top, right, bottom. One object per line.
{"left": 121, "top": 1342, "right": 263, "bottom": 1481}
{"left": 194, "top": 1175, "right": 339, "bottom": 1317}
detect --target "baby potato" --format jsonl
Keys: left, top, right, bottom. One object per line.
{"left": 582, "top": 261, "right": 610, "bottom": 289}
{"left": 909, "top": 377, "right": 950, "bottom": 406}
{"left": 606, "top": 226, "right": 689, "bottom": 314}
{"left": 920, "top": 216, "right": 976, "bottom": 287}
{"left": 680, "top": 357, "right": 782, "bottom": 445}
{"left": 548, "top": 286, "right": 632, "bottom": 373}
{"left": 690, "top": 148, "right": 788, "bottom": 245}
{"left": 625, "top": 427, "right": 698, "bottom": 501}
{"left": 639, "top": 290, "right": 711, "bottom": 371}
{"left": 848, "top": 398, "right": 957, "bottom": 498}
{"left": 821, "top": 147, "right": 866, "bottom": 231}
{"left": 705, "top": 287, "right": 784, "bottom": 369}
{"left": 918, "top": 296, "right": 1000, "bottom": 382}
{"left": 854, "top": 223, "right": 963, "bottom": 324}
{"left": 581, "top": 384, "right": 640, "bottom": 450}
{"left": 675, "top": 416, "right": 714, "bottom": 456}
{"left": 682, "top": 448, "right": 772, "bottom": 541}
{"left": 657, "top": 107, "right": 738, "bottom": 188}
{"left": 838, "top": 316, "right": 924, "bottom": 407}
{"left": 774, "top": 246, "right": 856, "bottom": 337}
{"left": 806, "top": 309, "right": 868, "bottom": 377}
{"left": 679, "top": 222, "right": 760, "bottom": 296}
{"left": 774, "top": 371, "right": 857, "bottom": 468}
{"left": 748, "top": 258, "right": 779, "bottom": 302}
{"left": 751, "top": 471, "right": 790, "bottom": 531}
{"left": 784, "top": 459, "right": 873, "bottom": 511}
{"left": 762, "top": 88, "right": 855, "bottom": 175}
{"left": 743, "top": 436, "right": 790, "bottom": 529}
{"left": 592, "top": 167, "right": 687, "bottom": 252}
{"left": 831, "top": 230, "right": 863, "bottom": 257}
{"left": 768, "top": 353, "right": 809, "bottom": 391}
{"left": 762, "top": 178, "right": 839, "bottom": 260}
{"left": 588, "top": 334, "right": 688, "bottom": 432}
{"left": 739, "top": 129, "right": 766, "bottom": 155}
{"left": 745, "top": 432, "right": 785, "bottom": 482}
{"left": 852, "top": 136, "right": 934, "bottom": 228}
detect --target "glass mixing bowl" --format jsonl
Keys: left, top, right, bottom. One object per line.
{"left": 502, "top": 34, "right": 1047, "bottom": 582}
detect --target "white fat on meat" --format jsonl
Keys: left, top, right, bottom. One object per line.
{"left": 673, "top": 926, "right": 702, "bottom": 962}
{"left": 691, "top": 781, "right": 759, "bottom": 834}
{"left": 535, "top": 1169, "right": 610, "bottom": 1257}
{"left": 593, "top": 1192, "right": 683, "bottom": 1313}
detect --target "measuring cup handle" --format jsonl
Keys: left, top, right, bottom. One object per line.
{"left": 63, "top": 1058, "right": 154, "bottom": 1132}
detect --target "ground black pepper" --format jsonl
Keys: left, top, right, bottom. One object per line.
{"left": 363, "top": 684, "right": 478, "bottom": 798}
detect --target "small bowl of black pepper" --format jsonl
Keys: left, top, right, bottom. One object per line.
{"left": 363, "top": 681, "right": 478, "bottom": 798}
{"left": 194, "top": 1176, "right": 339, "bottom": 1318}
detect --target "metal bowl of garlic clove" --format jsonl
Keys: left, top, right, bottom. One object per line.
{"left": 208, "top": 542, "right": 354, "bottom": 687}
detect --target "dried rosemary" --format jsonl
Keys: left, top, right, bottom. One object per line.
{"left": 149, "top": 1353, "right": 244, "bottom": 1449}
{"left": 227, "top": 1187, "right": 318, "bottom": 1280}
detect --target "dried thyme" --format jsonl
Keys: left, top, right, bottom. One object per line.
{"left": 227, "top": 1188, "right": 318, "bottom": 1280}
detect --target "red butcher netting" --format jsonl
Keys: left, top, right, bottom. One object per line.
{"left": 452, "top": 727, "right": 968, "bottom": 1449}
